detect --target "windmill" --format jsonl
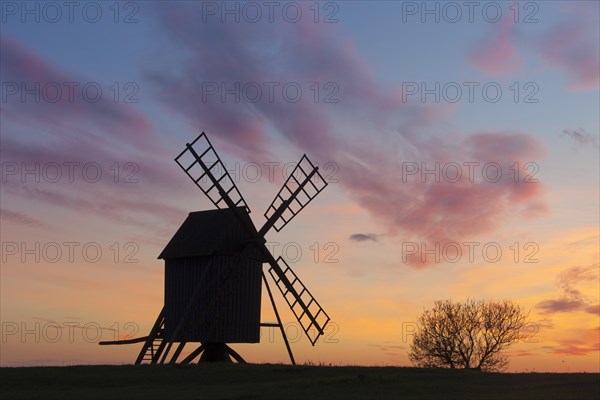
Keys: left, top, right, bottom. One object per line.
{"left": 100, "top": 132, "right": 330, "bottom": 364}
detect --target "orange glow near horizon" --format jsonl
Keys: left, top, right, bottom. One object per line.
{"left": 1, "top": 195, "right": 598, "bottom": 371}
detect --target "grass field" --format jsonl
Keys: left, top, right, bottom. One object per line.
{"left": 1, "top": 363, "right": 598, "bottom": 400}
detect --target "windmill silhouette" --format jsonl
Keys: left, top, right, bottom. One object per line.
{"left": 100, "top": 132, "right": 330, "bottom": 364}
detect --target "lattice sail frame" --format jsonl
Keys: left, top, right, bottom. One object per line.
{"left": 175, "top": 133, "right": 250, "bottom": 213}
{"left": 264, "top": 155, "right": 328, "bottom": 232}
{"left": 268, "top": 257, "right": 330, "bottom": 345}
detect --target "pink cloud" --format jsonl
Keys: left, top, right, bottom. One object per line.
{"left": 507, "top": 349, "right": 536, "bottom": 357}
{"left": 341, "top": 132, "right": 546, "bottom": 267}
{"left": 1, "top": 179, "right": 186, "bottom": 242}
{"left": 537, "top": 299, "right": 585, "bottom": 314}
{"left": 546, "top": 337, "right": 600, "bottom": 357}
{"left": 0, "top": 39, "right": 194, "bottom": 244}
{"left": 533, "top": 3, "right": 600, "bottom": 91}
{"left": 148, "top": 7, "right": 547, "bottom": 267}
{"left": 0, "top": 38, "right": 164, "bottom": 153}
{"left": 0, "top": 137, "right": 184, "bottom": 193}
{"left": 469, "top": 3, "right": 599, "bottom": 91}
{"left": 148, "top": 6, "right": 422, "bottom": 161}
{"left": 0, "top": 208, "right": 47, "bottom": 229}
{"left": 470, "top": 17, "right": 524, "bottom": 77}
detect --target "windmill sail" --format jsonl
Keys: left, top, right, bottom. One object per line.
{"left": 175, "top": 133, "right": 250, "bottom": 213}
{"left": 261, "top": 155, "right": 328, "bottom": 235}
{"left": 268, "top": 257, "right": 330, "bottom": 345}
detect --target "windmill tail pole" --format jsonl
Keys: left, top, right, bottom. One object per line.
{"left": 98, "top": 336, "right": 149, "bottom": 345}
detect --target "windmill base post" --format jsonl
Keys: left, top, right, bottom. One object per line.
{"left": 197, "top": 343, "right": 246, "bottom": 363}
{"left": 198, "top": 343, "right": 232, "bottom": 362}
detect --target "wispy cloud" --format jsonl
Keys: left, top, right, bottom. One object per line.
{"left": 0, "top": 208, "right": 47, "bottom": 229}
{"left": 584, "top": 305, "right": 600, "bottom": 316}
{"left": 470, "top": 16, "right": 523, "bottom": 76}
{"left": 533, "top": 2, "right": 600, "bottom": 91}
{"left": 349, "top": 233, "right": 380, "bottom": 242}
{"left": 0, "top": 38, "right": 163, "bottom": 153}
{"left": 1, "top": 180, "right": 186, "bottom": 238}
{"left": 561, "top": 129, "right": 599, "bottom": 150}
{"left": 537, "top": 264, "right": 599, "bottom": 315}
{"left": 0, "top": 38, "right": 193, "bottom": 240}
{"left": 469, "top": 2, "right": 599, "bottom": 91}
{"left": 148, "top": 6, "right": 547, "bottom": 267}
{"left": 537, "top": 298, "right": 585, "bottom": 314}
{"left": 368, "top": 342, "right": 406, "bottom": 358}
{"left": 544, "top": 336, "right": 600, "bottom": 356}
{"left": 507, "top": 349, "right": 537, "bottom": 357}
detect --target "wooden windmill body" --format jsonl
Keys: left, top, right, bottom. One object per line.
{"left": 100, "top": 133, "right": 330, "bottom": 364}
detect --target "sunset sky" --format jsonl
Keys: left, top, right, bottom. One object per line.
{"left": 1, "top": 1, "right": 598, "bottom": 371}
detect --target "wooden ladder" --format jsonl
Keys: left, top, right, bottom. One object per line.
{"left": 135, "top": 307, "right": 166, "bottom": 365}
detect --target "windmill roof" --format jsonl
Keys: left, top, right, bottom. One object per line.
{"left": 158, "top": 207, "right": 258, "bottom": 260}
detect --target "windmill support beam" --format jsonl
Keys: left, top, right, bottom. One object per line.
{"left": 263, "top": 272, "right": 296, "bottom": 365}
{"left": 151, "top": 338, "right": 168, "bottom": 364}
{"left": 169, "top": 342, "right": 187, "bottom": 364}
{"left": 180, "top": 344, "right": 205, "bottom": 364}
{"left": 225, "top": 345, "right": 246, "bottom": 363}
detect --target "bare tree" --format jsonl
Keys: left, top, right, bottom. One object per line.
{"left": 409, "top": 299, "right": 530, "bottom": 371}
